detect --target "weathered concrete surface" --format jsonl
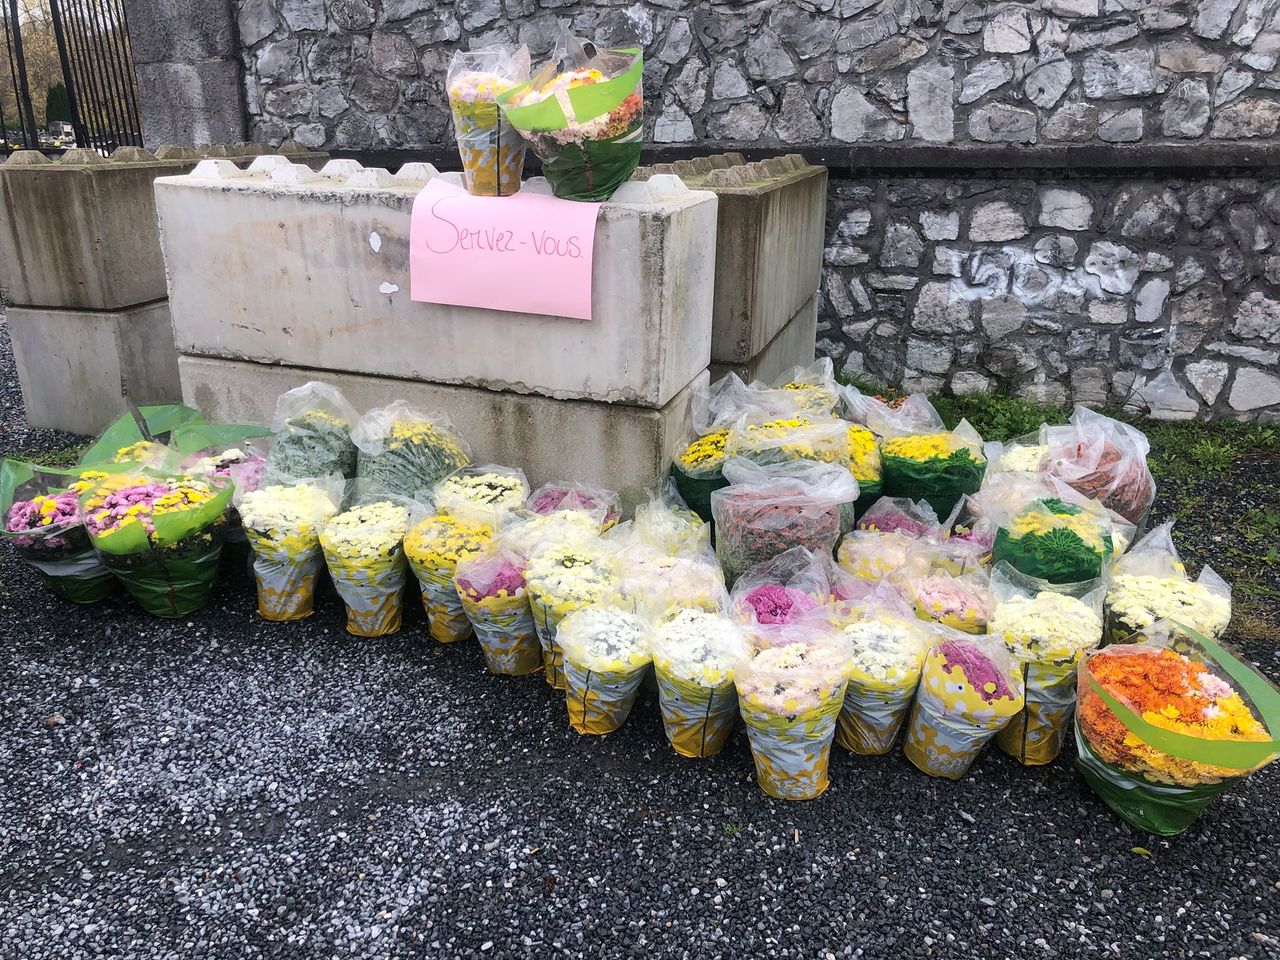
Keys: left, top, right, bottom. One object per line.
{"left": 0, "top": 147, "right": 325, "bottom": 310}
{"left": 639, "top": 154, "right": 827, "bottom": 364}
{"left": 710, "top": 295, "right": 817, "bottom": 385}
{"left": 156, "top": 165, "right": 717, "bottom": 407}
{"left": 179, "top": 355, "right": 706, "bottom": 503}
{"left": 8, "top": 301, "right": 181, "bottom": 434}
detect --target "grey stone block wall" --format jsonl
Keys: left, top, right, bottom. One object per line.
{"left": 231, "top": 0, "right": 1280, "bottom": 150}
{"left": 821, "top": 174, "right": 1280, "bottom": 420}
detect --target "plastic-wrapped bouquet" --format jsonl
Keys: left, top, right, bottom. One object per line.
{"left": 880, "top": 420, "right": 987, "bottom": 520}
{"left": 320, "top": 499, "right": 413, "bottom": 637}
{"left": 1075, "top": 634, "right": 1280, "bottom": 835}
{"left": 557, "top": 604, "right": 652, "bottom": 734}
{"left": 991, "top": 492, "right": 1129, "bottom": 585}
{"left": 525, "top": 538, "right": 617, "bottom": 689}
{"left": 613, "top": 545, "right": 727, "bottom": 619}
{"left": 1045, "top": 407, "right": 1155, "bottom": 527}
{"left": 264, "top": 382, "right": 359, "bottom": 482}
{"left": 80, "top": 471, "right": 233, "bottom": 617}
{"left": 524, "top": 480, "right": 621, "bottom": 530}
{"left": 735, "top": 627, "right": 853, "bottom": 800}
{"left": 650, "top": 609, "right": 747, "bottom": 757}
{"left": 768, "top": 359, "right": 842, "bottom": 418}
{"left": 498, "top": 37, "right": 643, "bottom": 201}
{"left": 404, "top": 508, "right": 497, "bottom": 643}
{"left": 728, "top": 547, "right": 831, "bottom": 627}
{"left": 904, "top": 568, "right": 993, "bottom": 635}
{"left": 434, "top": 464, "right": 529, "bottom": 515}
{"left": 353, "top": 402, "right": 471, "bottom": 500}
{"left": 1, "top": 462, "right": 121, "bottom": 603}
{"left": 903, "top": 632, "right": 1025, "bottom": 779}
{"left": 238, "top": 478, "right": 342, "bottom": 621}
{"left": 829, "top": 594, "right": 932, "bottom": 755}
{"left": 1105, "top": 521, "right": 1231, "bottom": 643}
{"left": 455, "top": 543, "right": 542, "bottom": 675}
{"left": 671, "top": 428, "right": 730, "bottom": 524}
{"left": 447, "top": 46, "right": 530, "bottom": 196}
{"left": 984, "top": 432, "right": 1050, "bottom": 476}
{"left": 711, "top": 459, "right": 858, "bottom": 586}
{"left": 987, "top": 564, "right": 1104, "bottom": 765}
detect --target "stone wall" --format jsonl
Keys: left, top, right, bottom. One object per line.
{"left": 231, "top": 0, "right": 1280, "bottom": 150}
{"left": 820, "top": 173, "right": 1280, "bottom": 418}
{"left": 126, "top": 0, "right": 1280, "bottom": 418}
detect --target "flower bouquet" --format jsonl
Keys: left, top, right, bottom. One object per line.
{"left": 728, "top": 546, "right": 832, "bottom": 627}
{"left": 880, "top": 420, "right": 986, "bottom": 520}
{"left": 711, "top": 458, "right": 858, "bottom": 587}
{"left": 767, "top": 358, "right": 842, "bottom": 419}
{"left": 77, "top": 404, "right": 204, "bottom": 466}
{"left": 650, "top": 608, "right": 747, "bottom": 757}
{"left": 1075, "top": 633, "right": 1280, "bottom": 835}
{"left": 498, "top": 38, "right": 643, "bottom": 201}
{"left": 735, "top": 627, "right": 853, "bottom": 800}
{"left": 319, "top": 499, "right": 413, "bottom": 637}
{"left": 455, "top": 544, "right": 542, "bottom": 675}
{"left": 404, "top": 508, "right": 497, "bottom": 643}
{"left": 525, "top": 538, "right": 617, "bottom": 689}
{"left": 79, "top": 471, "right": 233, "bottom": 617}
{"left": 175, "top": 426, "right": 273, "bottom": 565}
{"left": 1105, "top": 521, "right": 1231, "bottom": 644}
{"left": 264, "top": 382, "right": 360, "bottom": 481}
{"left": 991, "top": 494, "right": 1127, "bottom": 585}
{"left": 353, "top": 401, "right": 471, "bottom": 500}
{"left": 238, "top": 479, "right": 341, "bottom": 621}
{"left": 613, "top": 546, "right": 727, "bottom": 620}
{"left": 434, "top": 464, "right": 529, "bottom": 515}
{"left": 557, "top": 604, "right": 652, "bottom": 734}
{"left": 904, "top": 568, "right": 992, "bottom": 635}
{"left": 984, "top": 431, "right": 1050, "bottom": 477}
{"left": 447, "top": 46, "right": 530, "bottom": 197}
{"left": 836, "top": 529, "right": 931, "bottom": 583}
{"left": 671, "top": 428, "right": 730, "bottom": 526}
{"left": 903, "top": 632, "right": 1025, "bottom": 779}
{"left": 843, "top": 390, "right": 941, "bottom": 439}
{"left": 987, "top": 564, "right": 1104, "bottom": 765}
{"left": 619, "top": 480, "right": 709, "bottom": 555}
{"left": 524, "top": 480, "right": 621, "bottom": 530}
{"left": 725, "top": 413, "right": 882, "bottom": 522}
{"left": 1045, "top": 406, "right": 1155, "bottom": 527}
{"left": 933, "top": 495, "right": 995, "bottom": 575}
{"left": 828, "top": 596, "right": 932, "bottom": 755}
{"left": 1, "top": 461, "right": 121, "bottom": 603}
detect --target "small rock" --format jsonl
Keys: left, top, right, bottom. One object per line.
{"left": 1229, "top": 367, "right": 1280, "bottom": 411}
{"left": 970, "top": 201, "right": 1027, "bottom": 242}
{"left": 1085, "top": 241, "right": 1140, "bottom": 294}
{"left": 969, "top": 101, "right": 1037, "bottom": 143}
{"left": 1039, "top": 188, "right": 1093, "bottom": 231}
{"left": 959, "top": 59, "right": 1014, "bottom": 104}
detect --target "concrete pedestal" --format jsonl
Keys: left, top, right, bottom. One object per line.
{"left": 178, "top": 355, "right": 705, "bottom": 503}
{"left": 8, "top": 301, "right": 181, "bottom": 434}
{"left": 156, "top": 163, "right": 717, "bottom": 407}
{"left": 710, "top": 296, "right": 818, "bottom": 385}
{"left": 637, "top": 153, "right": 827, "bottom": 365}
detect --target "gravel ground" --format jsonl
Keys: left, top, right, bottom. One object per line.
{"left": 2, "top": 319, "right": 1279, "bottom": 960}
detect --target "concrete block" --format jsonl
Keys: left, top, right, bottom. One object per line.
{"left": 0, "top": 147, "right": 327, "bottom": 311}
{"left": 124, "top": 0, "right": 236, "bottom": 65}
{"left": 136, "top": 60, "right": 247, "bottom": 148}
{"left": 155, "top": 167, "right": 717, "bottom": 407}
{"left": 710, "top": 295, "right": 818, "bottom": 385}
{"left": 178, "top": 355, "right": 707, "bottom": 503}
{"left": 638, "top": 153, "right": 827, "bottom": 364}
{"left": 7, "top": 301, "right": 181, "bottom": 435}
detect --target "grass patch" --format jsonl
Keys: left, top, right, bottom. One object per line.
{"left": 0, "top": 443, "right": 86, "bottom": 467}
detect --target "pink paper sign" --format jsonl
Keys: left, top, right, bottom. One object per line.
{"left": 409, "top": 179, "right": 602, "bottom": 320}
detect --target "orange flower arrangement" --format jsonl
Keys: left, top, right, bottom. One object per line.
{"left": 1078, "top": 647, "right": 1269, "bottom": 786}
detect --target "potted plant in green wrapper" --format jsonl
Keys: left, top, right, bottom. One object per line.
{"left": 498, "top": 36, "right": 643, "bottom": 202}
{"left": 1075, "top": 626, "right": 1280, "bottom": 835}
{"left": 78, "top": 404, "right": 206, "bottom": 466}
{"left": 79, "top": 470, "right": 234, "bottom": 617}
{"left": 992, "top": 493, "right": 1130, "bottom": 586}
{"left": 2, "top": 461, "right": 124, "bottom": 603}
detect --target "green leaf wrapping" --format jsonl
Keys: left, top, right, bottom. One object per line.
{"left": 79, "top": 405, "right": 205, "bottom": 464}
{"left": 992, "top": 526, "right": 1112, "bottom": 584}
{"left": 880, "top": 448, "right": 985, "bottom": 519}
{"left": 669, "top": 463, "right": 727, "bottom": 527}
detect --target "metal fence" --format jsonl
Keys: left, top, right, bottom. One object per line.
{"left": 1, "top": 0, "right": 142, "bottom": 153}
